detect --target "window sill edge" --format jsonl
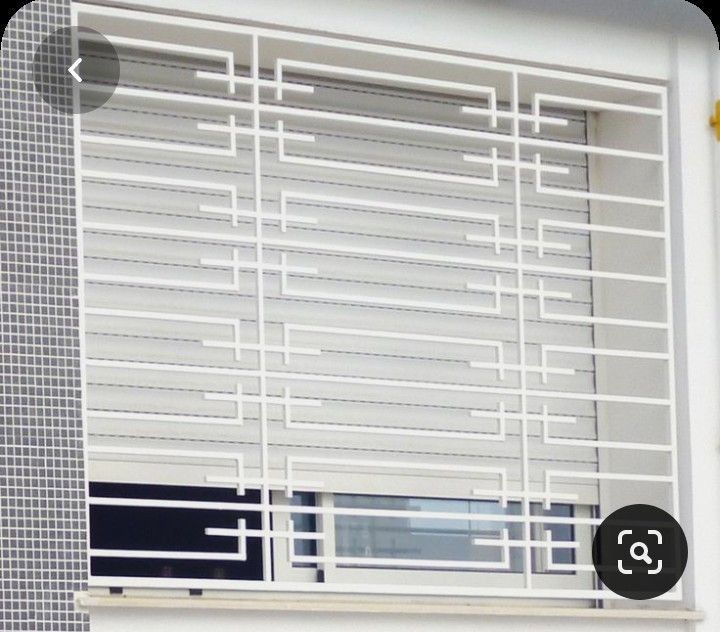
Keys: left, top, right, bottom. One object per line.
{"left": 74, "top": 592, "right": 703, "bottom": 621}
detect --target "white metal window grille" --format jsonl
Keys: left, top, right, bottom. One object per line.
{"left": 75, "top": 3, "right": 678, "bottom": 601}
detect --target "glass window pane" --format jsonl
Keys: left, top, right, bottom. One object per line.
{"left": 89, "top": 482, "right": 263, "bottom": 580}
{"left": 334, "top": 494, "right": 524, "bottom": 573}
{"left": 530, "top": 502, "right": 575, "bottom": 573}
{"left": 288, "top": 492, "right": 317, "bottom": 567}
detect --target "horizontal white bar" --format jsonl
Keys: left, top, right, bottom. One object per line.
{"left": 205, "top": 527, "right": 324, "bottom": 540}
{"left": 533, "top": 93, "right": 662, "bottom": 129}
{"left": 84, "top": 221, "right": 253, "bottom": 243}
{"left": 284, "top": 322, "right": 506, "bottom": 381}
{"left": 278, "top": 148, "right": 499, "bottom": 187}
{"left": 525, "top": 264, "right": 666, "bottom": 284}
{"left": 83, "top": 83, "right": 252, "bottom": 110}
{"left": 280, "top": 283, "right": 500, "bottom": 315}
{"left": 82, "top": 169, "right": 237, "bottom": 201}
{"left": 463, "top": 153, "right": 570, "bottom": 175}
{"left": 203, "top": 476, "right": 325, "bottom": 491}
{"left": 271, "top": 235, "right": 517, "bottom": 272}
{"left": 196, "top": 121, "right": 314, "bottom": 143}
{"left": 280, "top": 190, "right": 502, "bottom": 226}
{"left": 469, "top": 361, "right": 574, "bottom": 378}
{"left": 290, "top": 553, "right": 511, "bottom": 571}
{"left": 85, "top": 306, "right": 238, "bottom": 328}
{"left": 537, "top": 182, "right": 665, "bottom": 208}
{"left": 538, "top": 219, "right": 666, "bottom": 239}
{"left": 86, "top": 574, "right": 686, "bottom": 600}
{"left": 203, "top": 341, "right": 320, "bottom": 358}
{"left": 470, "top": 539, "right": 580, "bottom": 550}
{"left": 465, "top": 234, "right": 571, "bottom": 253}
{"left": 198, "top": 204, "right": 317, "bottom": 229}
{"left": 548, "top": 470, "right": 673, "bottom": 482}
{"left": 284, "top": 323, "right": 504, "bottom": 350}
{"left": 542, "top": 344, "right": 668, "bottom": 361}
{"left": 526, "top": 137, "right": 663, "bottom": 162}
{"left": 471, "top": 410, "right": 574, "bottom": 423}
{"left": 525, "top": 388, "right": 670, "bottom": 406}
{"left": 87, "top": 497, "right": 602, "bottom": 525}
{"left": 545, "top": 562, "right": 597, "bottom": 573}
{"left": 200, "top": 255, "right": 316, "bottom": 274}
{"left": 470, "top": 489, "right": 578, "bottom": 504}
{"left": 462, "top": 105, "right": 568, "bottom": 128}
{"left": 276, "top": 59, "right": 497, "bottom": 97}
{"left": 195, "top": 70, "right": 314, "bottom": 94}
{"left": 267, "top": 103, "right": 510, "bottom": 144}
{"left": 82, "top": 219, "right": 667, "bottom": 283}
{"left": 90, "top": 549, "right": 246, "bottom": 561}
{"left": 88, "top": 445, "right": 243, "bottom": 461}
{"left": 84, "top": 273, "right": 238, "bottom": 292}
{"left": 465, "top": 283, "right": 572, "bottom": 299}
{"left": 539, "top": 309, "right": 668, "bottom": 330}
{"left": 84, "top": 83, "right": 512, "bottom": 153}
{"left": 204, "top": 392, "right": 321, "bottom": 407}
{"left": 84, "top": 33, "right": 232, "bottom": 62}
{"left": 80, "top": 133, "right": 236, "bottom": 157}
{"left": 87, "top": 410, "right": 240, "bottom": 426}
{"left": 287, "top": 455, "right": 505, "bottom": 476}
{"left": 84, "top": 357, "right": 670, "bottom": 404}
{"left": 283, "top": 419, "right": 505, "bottom": 442}
{"left": 544, "top": 436, "right": 673, "bottom": 452}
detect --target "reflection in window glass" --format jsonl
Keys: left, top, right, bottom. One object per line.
{"left": 334, "top": 495, "right": 526, "bottom": 572}
{"left": 532, "top": 502, "right": 575, "bottom": 573}
{"left": 288, "top": 491, "right": 317, "bottom": 568}
{"left": 332, "top": 495, "right": 576, "bottom": 574}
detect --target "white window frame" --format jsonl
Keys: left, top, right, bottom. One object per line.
{"left": 271, "top": 491, "right": 595, "bottom": 601}
{"left": 72, "top": 1, "right": 720, "bottom": 621}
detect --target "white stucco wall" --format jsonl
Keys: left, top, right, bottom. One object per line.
{"left": 99, "top": 0, "right": 718, "bottom": 81}
{"left": 89, "top": 607, "right": 698, "bottom": 632}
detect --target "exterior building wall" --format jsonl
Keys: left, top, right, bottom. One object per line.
{"left": 1, "top": 1, "right": 88, "bottom": 631}
{"left": 0, "top": 2, "right": 717, "bottom": 632}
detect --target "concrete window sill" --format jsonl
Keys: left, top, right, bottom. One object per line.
{"left": 75, "top": 592, "right": 704, "bottom": 621}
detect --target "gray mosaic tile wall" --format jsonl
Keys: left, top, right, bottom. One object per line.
{"left": 1, "top": 1, "right": 88, "bottom": 630}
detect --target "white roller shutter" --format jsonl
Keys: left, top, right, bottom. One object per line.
{"left": 79, "top": 38, "right": 598, "bottom": 505}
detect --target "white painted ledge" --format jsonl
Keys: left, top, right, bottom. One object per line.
{"left": 75, "top": 592, "right": 703, "bottom": 621}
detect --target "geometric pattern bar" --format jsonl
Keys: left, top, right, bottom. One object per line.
{"left": 75, "top": 3, "right": 677, "bottom": 601}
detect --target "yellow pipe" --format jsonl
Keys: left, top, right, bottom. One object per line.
{"left": 711, "top": 100, "right": 720, "bottom": 141}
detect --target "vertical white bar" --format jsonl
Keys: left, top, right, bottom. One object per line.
{"left": 250, "top": 33, "right": 273, "bottom": 582}
{"left": 511, "top": 71, "right": 533, "bottom": 588}
{"left": 70, "top": 3, "right": 92, "bottom": 580}
{"left": 317, "top": 492, "right": 337, "bottom": 582}
{"left": 660, "top": 89, "right": 680, "bottom": 526}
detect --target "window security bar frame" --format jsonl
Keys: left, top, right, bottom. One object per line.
{"left": 74, "top": 1, "right": 678, "bottom": 602}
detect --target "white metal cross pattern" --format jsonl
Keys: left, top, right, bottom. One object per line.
{"left": 74, "top": 3, "right": 678, "bottom": 601}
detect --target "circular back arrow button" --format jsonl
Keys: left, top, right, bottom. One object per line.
{"left": 33, "top": 26, "right": 119, "bottom": 114}
{"left": 68, "top": 58, "right": 83, "bottom": 83}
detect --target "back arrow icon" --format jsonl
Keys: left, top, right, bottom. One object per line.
{"left": 68, "top": 58, "right": 82, "bottom": 83}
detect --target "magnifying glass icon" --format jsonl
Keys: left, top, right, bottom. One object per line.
{"left": 630, "top": 541, "right": 653, "bottom": 565}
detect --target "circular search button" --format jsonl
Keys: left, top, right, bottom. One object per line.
{"left": 592, "top": 503, "right": 687, "bottom": 600}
